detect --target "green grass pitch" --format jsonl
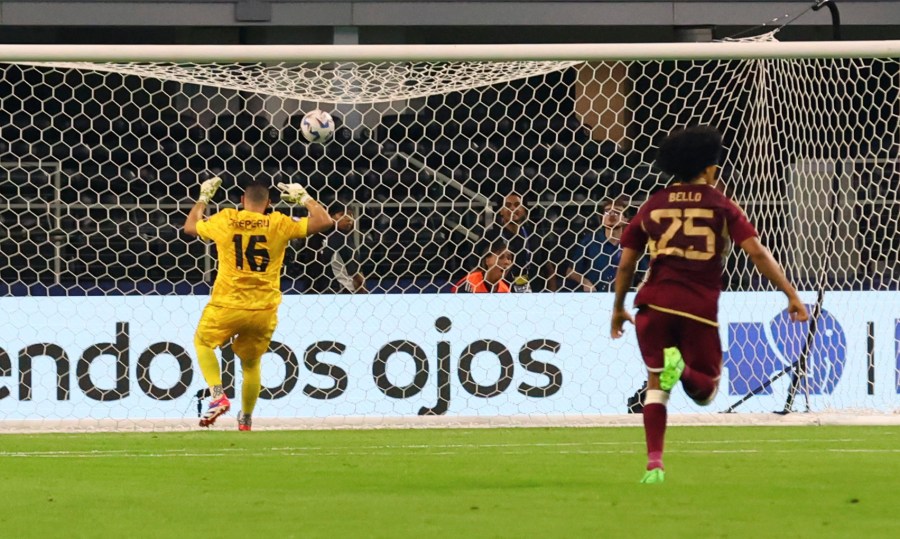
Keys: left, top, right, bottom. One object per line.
{"left": 1, "top": 425, "right": 897, "bottom": 538}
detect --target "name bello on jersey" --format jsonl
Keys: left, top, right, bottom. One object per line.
{"left": 0, "top": 317, "right": 563, "bottom": 415}
{"left": 668, "top": 191, "right": 702, "bottom": 203}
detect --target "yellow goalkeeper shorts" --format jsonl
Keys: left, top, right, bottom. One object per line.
{"left": 194, "top": 304, "right": 279, "bottom": 361}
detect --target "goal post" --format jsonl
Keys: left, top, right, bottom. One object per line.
{"left": 0, "top": 40, "right": 898, "bottom": 432}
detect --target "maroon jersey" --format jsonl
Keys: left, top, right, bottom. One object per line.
{"left": 620, "top": 183, "right": 757, "bottom": 325}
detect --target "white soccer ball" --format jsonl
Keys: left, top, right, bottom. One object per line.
{"left": 300, "top": 109, "right": 334, "bottom": 143}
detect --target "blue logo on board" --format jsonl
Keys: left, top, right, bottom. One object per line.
{"left": 723, "top": 307, "right": 847, "bottom": 395}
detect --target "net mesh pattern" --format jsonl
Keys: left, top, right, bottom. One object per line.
{"left": 1, "top": 44, "right": 898, "bottom": 429}
{"left": 26, "top": 60, "right": 581, "bottom": 104}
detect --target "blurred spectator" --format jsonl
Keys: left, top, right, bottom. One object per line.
{"left": 565, "top": 197, "right": 648, "bottom": 292}
{"left": 483, "top": 192, "right": 541, "bottom": 292}
{"left": 451, "top": 239, "right": 513, "bottom": 293}
{"left": 539, "top": 209, "right": 581, "bottom": 292}
{"left": 303, "top": 202, "right": 367, "bottom": 294}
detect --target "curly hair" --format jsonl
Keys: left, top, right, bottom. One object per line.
{"left": 655, "top": 126, "right": 723, "bottom": 183}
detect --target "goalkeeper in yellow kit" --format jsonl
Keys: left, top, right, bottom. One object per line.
{"left": 183, "top": 176, "right": 333, "bottom": 430}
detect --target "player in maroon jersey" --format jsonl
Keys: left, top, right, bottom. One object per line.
{"left": 610, "top": 126, "right": 809, "bottom": 484}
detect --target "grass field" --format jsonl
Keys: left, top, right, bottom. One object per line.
{"left": 1, "top": 425, "right": 897, "bottom": 538}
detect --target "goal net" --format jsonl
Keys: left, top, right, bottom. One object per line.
{"left": 0, "top": 40, "right": 898, "bottom": 431}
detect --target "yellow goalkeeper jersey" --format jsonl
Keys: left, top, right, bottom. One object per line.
{"left": 196, "top": 208, "right": 309, "bottom": 310}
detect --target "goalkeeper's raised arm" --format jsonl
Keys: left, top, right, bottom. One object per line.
{"left": 184, "top": 175, "right": 223, "bottom": 237}
{"left": 277, "top": 181, "right": 333, "bottom": 235}
{"left": 183, "top": 177, "right": 334, "bottom": 237}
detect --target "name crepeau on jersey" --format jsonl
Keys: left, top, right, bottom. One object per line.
{"left": 229, "top": 218, "right": 270, "bottom": 230}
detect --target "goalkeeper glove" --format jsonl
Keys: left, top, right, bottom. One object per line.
{"left": 197, "top": 176, "right": 222, "bottom": 204}
{"left": 276, "top": 182, "right": 313, "bottom": 205}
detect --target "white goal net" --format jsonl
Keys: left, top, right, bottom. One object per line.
{"left": 0, "top": 41, "right": 898, "bottom": 431}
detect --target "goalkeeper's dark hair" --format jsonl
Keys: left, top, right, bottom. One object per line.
{"left": 244, "top": 180, "right": 270, "bottom": 204}
{"left": 655, "top": 125, "right": 723, "bottom": 182}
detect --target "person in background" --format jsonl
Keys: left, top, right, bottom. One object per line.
{"left": 305, "top": 202, "right": 367, "bottom": 294}
{"left": 451, "top": 239, "right": 513, "bottom": 293}
{"left": 484, "top": 192, "right": 540, "bottom": 292}
{"left": 566, "top": 197, "right": 647, "bottom": 292}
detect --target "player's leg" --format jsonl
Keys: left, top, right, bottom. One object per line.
{"left": 195, "top": 304, "right": 228, "bottom": 392}
{"left": 676, "top": 317, "right": 722, "bottom": 405}
{"left": 634, "top": 307, "right": 678, "bottom": 482}
{"left": 194, "top": 304, "right": 238, "bottom": 426}
{"left": 231, "top": 308, "right": 278, "bottom": 431}
{"left": 659, "top": 346, "right": 685, "bottom": 392}
{"left": 230, "top": 340, "right": 262, "bottom": 431}
{"left": 235, "top": 352, "right": 260, "bottom": 431}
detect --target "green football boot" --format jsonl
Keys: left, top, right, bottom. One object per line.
{"left": 640, "top": 468, "right": 665, "bottom": 484}
{"left": 659, "top": 347, "right": 685, "bottom": 392}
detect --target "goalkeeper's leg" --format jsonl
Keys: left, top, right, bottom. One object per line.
{"left": 237, "top": 354, "right": 261, "bottom": 424}
{"left": 195, "top": 340, "right": 232, "bottom": 427}
{"left": 194, "top": 340, "right": 223, "bottom": 392}
{"left": 232, "top": 347, "right": 262, "bottom": 431}
{"left": 194, "top": 305, "right": 237, "bottom": 427}
{"left": 232, "top": 308, "right": 278, "bottom": 430}
{"left": 194, "top": 306, "right": 233, "bottom": 398}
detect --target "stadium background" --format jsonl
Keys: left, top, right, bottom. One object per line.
{"left": 3, "top": 1, "right": 900, "bottom": 44}
{"left": 2, "top": 0, "right": 900, "bottom": 296}
{"left": 1, "top": 6, "right": 899, "bottom": 539}
{"left": 0, "top": 1, "right": 899, "bottom": 422}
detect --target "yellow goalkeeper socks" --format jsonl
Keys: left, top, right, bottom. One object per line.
{"left": 241, "top": 357, "right": 262, "bottom": 416}
{"left": 194, "top": 341, "right": 223, "bottom": 388}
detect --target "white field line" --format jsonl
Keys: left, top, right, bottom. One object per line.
{"left": 3, "top": 412, "right": 900, "bottom": 434}
{"left": 0, "top": 438, "right": 896, "bottom": 458}
{"left": 3, "top": 448, "right": 900, "bottom": 458}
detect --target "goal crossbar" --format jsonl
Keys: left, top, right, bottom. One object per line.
{"left": 1, "top": 40, "right": 900, "bottom": 63}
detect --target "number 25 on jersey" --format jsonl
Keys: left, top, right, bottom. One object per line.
{"left": 648, "top": 208, "right": 715, "bottom": 260}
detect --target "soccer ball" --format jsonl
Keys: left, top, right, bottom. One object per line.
{"left": 300, "top": 109, "right": 334, "bottom": 143}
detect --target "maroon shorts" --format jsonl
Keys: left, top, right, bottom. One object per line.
{"left": 634, "top": 306, "right": 723, "bottom": 378}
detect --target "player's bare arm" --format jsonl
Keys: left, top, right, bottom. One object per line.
{"left": 276, "top": 182, "right": 334, "bottom": 235}
{"left": 303, "top": 197, "right": 334, "bottom": 235}
{"left": 183, "top": 201, "right": 207, "bottom": 237}
{"left": 740, "top": 236, "right": 809, "bottom": 322}
{"left": 184, "top": 176, "right": 222, "bottom": 237}
{"left": 610, "top": 246, "right": 639, "bottom": 338}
